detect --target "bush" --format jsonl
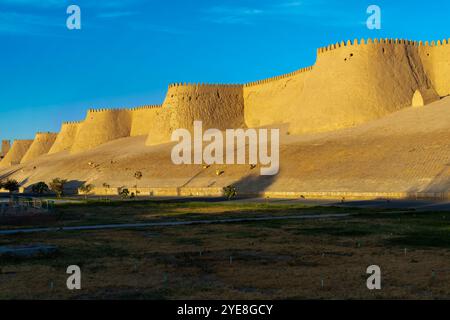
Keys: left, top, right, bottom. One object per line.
{"left": 31, "top": 182, "right": 50, "bottom": 195}
{"left": 49, "top": 178, "right": 67, "bottom": 198}
{"left": 223, "top": 185, "right": 237, "bottom": 200}
{"left": 79, "top": 183, "right": 94, "bottom": 199}
{"left": 119, "top": 188, "right": 130, "bottom": 199}
{"left": 134, "top": 171, "right": 143, "bottom": 180}
{"left": 3, "top": 179, "right": 20, "bottom": 194}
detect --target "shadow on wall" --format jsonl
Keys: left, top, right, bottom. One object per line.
{"left": 0, "top": 168, "right": 22, "bottom": 182}
{"left": 407, "top": 166, "right": 450, "bottom": 194}
{"left": 422, "top": 166, "right": 450, "bottom": 193}
{"left": 233, "top": 172, "right": 278, "bottom": 198}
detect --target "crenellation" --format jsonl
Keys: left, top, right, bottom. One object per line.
{"left": 244, "top": 65, "right": 314, "bottom": 88}
{"left": 129, "top": 104, "right": 162, "bottom": 111}
{"left": 36, "top": 131, "right": 57, "bottom": 135}
{"left": 62, "top": 121, "right": 83, "bottom": 125}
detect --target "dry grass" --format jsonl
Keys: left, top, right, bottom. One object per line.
{"left": 0, "top": 202, "right": 449, "bottom": 300}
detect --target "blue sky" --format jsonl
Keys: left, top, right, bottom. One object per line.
{"left": 1, "top": 0, "right": 449, "bottom": 140}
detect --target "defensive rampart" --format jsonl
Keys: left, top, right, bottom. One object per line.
{"left": 20, "top": 132, "right": 58, "bottom": 163}
{"left": 48, "top": 121, "right": 83, "bottom": 154}
{"left": 0, "top": 140, "right": 33, "bottom": 167}
{"left": 243, "top": 66, "right": 313, "bottom": 128}
{"left": 130, "top": 105, "right": 163, "bottom": 136}
{"left": 71, "top": 108, "right": 132, "bottom": 153}
{"left": 2, "top": 38, "right": 449, "bottom": 155}
{"left": 418, "top": 39, "right": 450, "bottom": 97}
{"left": 245, "top": 39, "right": 440, "bottom": 134}
{"left": 146, "top": 83, "right": 244, "bottom": 145}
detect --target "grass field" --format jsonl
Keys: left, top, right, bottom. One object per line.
{"left": 0, "top": 199, "right": 449, "bottom": 299}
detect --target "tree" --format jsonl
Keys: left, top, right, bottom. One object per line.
{"left": 49, "top": 178, "right": 67, "bottom": 198}
{"left": 31, "top": 182, "right": 49, "bottom": 195}
{"left": 3, "top": 179, "right": 19, "bottom": 194}
{"left": 79, "top": 183, "right": 94, "bottom": 200}
{"left": 134, "top": 171, "right": 143, "bottom": 195}
{"left": 119, "top": 188, "right": 130, "bottom": 199}
{"left": 223, "top": 185, "right": 237, "bottom": 200}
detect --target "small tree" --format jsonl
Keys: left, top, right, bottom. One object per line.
{"left": 119, "top": 188, "right": 130, "bottom": 199}
{"left": 3, "top": 179, "right": 19, "bottom": 194}
{"left": 49, "top": 178, "right": 67, "bottom": 198}
{"left": 134, "top": 171, "right": 143, "bottom": 195}
{"left": 223, "top": 185, "right": 237, "bottom": 200}
{"left": 79, "top": 183, "right": 94, "bottom": 200}
{"left": 31, "top": 182, "right": 49, "bottom": 195}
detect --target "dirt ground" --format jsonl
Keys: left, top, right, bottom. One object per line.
{"left": 0, "top": 200, "right": 449, "bottom": 299}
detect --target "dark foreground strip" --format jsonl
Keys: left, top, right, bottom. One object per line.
{"left": 0, "top": 213, "right": 349, "bottom": 235}
{"left": 0, "top": 300, "right": 440, "bottom": 318}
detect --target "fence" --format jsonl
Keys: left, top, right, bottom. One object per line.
{"left": 0, "top": 197, "right": 55, "bottom": 216}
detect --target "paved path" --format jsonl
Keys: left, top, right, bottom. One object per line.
{"left": 0, "top": 213, "right": 349, "bottom": 236}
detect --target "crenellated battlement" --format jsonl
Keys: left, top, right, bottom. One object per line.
{"left": 62, "top": 121, "right": 83, "bottom": 125}
{"left": 168, "top": 83, "right": 242, "bottom": 89}
{"left": 317, "top": 38, "right": 450, "bottom": 54}
{"left": 129, "top": 104, "right": 162, "bottom": 111}
{"left": 87, "top": 108, "right": 131, "bottom": 113}
{"left": 87, "top": 105, "right": 163, "bottom": 113}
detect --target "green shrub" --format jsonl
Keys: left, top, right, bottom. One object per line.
{"left": 119, "top": 188, "right": 130, "bottom": 199}
{"left": 79, "top": 183, "right": 94, "bottom": 199}
{"left": 223, "top": 185, "right": 237, "bottom": 200}
{"left": 3, "top": 179, "right": 19, "bottom": 194}
{"left": 49, "top": 178, "right": 67, "bottom": 198}
{"left": 31, "top": 182, "right": 50, "bottom": 195}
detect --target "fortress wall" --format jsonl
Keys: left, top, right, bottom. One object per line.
{"left": 71, "top": 108, "right": 132, "bottom": 153}
{"left": 291, "top": 39, "right": 437, "bottom": 134}
{"left": 20, "top": 132, "right": 58, "bottom": 163}
{"left": 48, "top": 121, "right": 83, "bottom": 154}
{"left": 0, "top": 140, "right": 33, "bottom": 167}
{"left": 146, "top": 84, "right": 245, "bottom": 145}
{"left": 244, "top": 67, "right": 313, "bottom": 128}
{"left": 418, "top": 39, "right": 450, "bottom": 97}
{"left": 130, "top": 105, "right": 163, "bottom": 136}
{"left": 245, "top": 39, "right": 439, "bottom": 134}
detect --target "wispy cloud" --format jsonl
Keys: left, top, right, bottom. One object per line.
{"left": 276, "top": 1, "right": 303, "bottom": 8}
{"left": 0, "top": 11, "right": 62, "bottom": 36}
{"left": 203, "top": 0, "right": 356, "bottom": 26}
{"left": 204, "top": 5, "right": 264, "bottom": 25}
{"left": 0, "top": 0, "right": 157, "bottom": 36}
{"left": 97, "top": 11, "right": 138, "bottom": 19}
{"left": 0, "top": 0, "right": 66, "bottom": 7}
{"left": 127, "top": 21, "right": 188, "bottom": 35}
